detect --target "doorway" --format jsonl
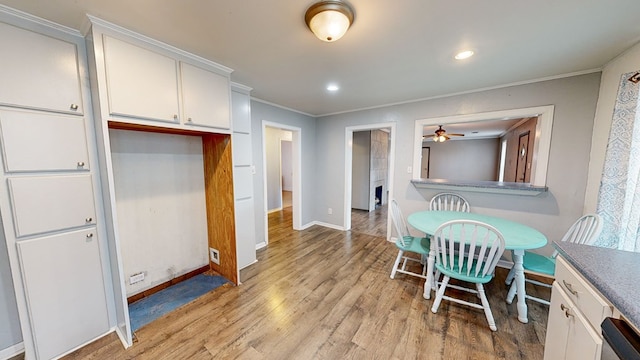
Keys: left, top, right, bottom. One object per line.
{"left": 262, "top": 122, "right": 302, "bottom": 247}
{"left": 344, "top": 123, "right": 396, "bottom": 240}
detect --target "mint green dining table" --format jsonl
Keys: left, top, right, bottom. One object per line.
{"left": 407, "top": 210, "right": 547, "bottom": 324}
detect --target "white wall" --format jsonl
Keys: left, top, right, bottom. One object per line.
{"left": 251, "top": 101, "right": 316, "bottom": 245}
{"left": 0, "top": 215, "right": 22, "bottom": 353}
{"left": 265, "top": 127, "right": 289, "bottom": 211}
{"left": 109, "top": 130, "right": 209, "bottom": 296}
{"left": 584, "top": 41, "right": 640, "bottom": 213}
{"left": 316, "top": 73, "right": 601, "bottom": 256}
{"left": 281, "top": 140, "right": 293, "bottom": 191}
{"left": 351, "top": 131, "right": 371, "bottom": 210}
{"left": 427, "top": 138, "right": 500, "bottom": 181}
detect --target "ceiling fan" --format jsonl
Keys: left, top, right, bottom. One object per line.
{"left": 429, "top": 125, "right": 465, "bottom": 142}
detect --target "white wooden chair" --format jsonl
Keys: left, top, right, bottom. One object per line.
{"left": 430, "top": 220, "right": 506, "bottom": 331}
{"left": 429, "top": 192, "right": 470, "bottom": 212}
{"left": 505, "top": 214, "right": 603, "bottom": 306}
{"left": 389, "top": 199, "right": 430, "bottom": 281}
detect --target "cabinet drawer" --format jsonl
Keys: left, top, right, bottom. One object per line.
{"left": 555, "top": 256, "right": 613, "bottom": 331}
{"left": 0, "top": 109, "right": 89, "bottom": 172}
{"left": 8, "top": 175, "right": 96, "bottom": 237}
{"left": 17, "top": 228, "right": 110, "bottom": 360}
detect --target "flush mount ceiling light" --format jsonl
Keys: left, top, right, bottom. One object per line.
{"left": 305, "top": 1, "right": 354, "bottom": 42}
{"left": 454, "top": 50, "right": 475, "bottom": 60}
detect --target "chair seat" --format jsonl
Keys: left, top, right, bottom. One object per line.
{"left": 395, "top": 235, "right": 430, "bottom": 255}
{"left": 435, "top": 257, "right": 493, "bottom": 284}
{"left": 522, "top": 251, "right": 555, "bottom": 275}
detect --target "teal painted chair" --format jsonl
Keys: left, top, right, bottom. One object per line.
{"left": 430, "top": 220, "right": 506, "bottom": 331}
{"left": 389, "top": 199, "right": 430, "bottom": 281}
{"left": 505, "top": 213, "right": 603, "bottom": 306}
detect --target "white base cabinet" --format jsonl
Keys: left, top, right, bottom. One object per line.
{"left": 544, "top": 256, "right": 613, "bottom": 360}
{"left": 17, "top": 229, "right": 110, "bottom": 360}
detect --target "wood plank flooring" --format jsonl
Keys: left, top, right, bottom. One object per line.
{"left": 63, "top": 207, "right": 549, "bottom": 359}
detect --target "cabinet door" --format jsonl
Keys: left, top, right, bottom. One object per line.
{"left": 234, "top": 198, "right": 256, "bottom": 270}
{"left": 231, "top": 90, "right": 251, "bottom": 133}
{"left": 544, "top": 282, "right": 571, "bottom": 360}
{"left": 0, "top": 109, "right": 89, "bottom": 172}
{"left": 17, "top": 228, "right": 110, "bottom": 360}
{"left": 103, "top": 36, "right": 180, "bottom": 122}
{"left": 181, "top": 62, "right": 230, "bottom": 129}
{"left": 8, "top": 175, "right": 96, "bottom": 237}
{"left": 0, "top": 22, "right": 83, "bottom": 114}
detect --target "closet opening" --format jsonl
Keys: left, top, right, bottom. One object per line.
{"left": 107, "top": 121, "right": 237, "bottom": 331}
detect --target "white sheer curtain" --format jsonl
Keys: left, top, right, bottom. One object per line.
{"left": 595, "top": 70, "right": 640, "bottom": 252}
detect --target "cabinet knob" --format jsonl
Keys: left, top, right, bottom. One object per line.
{"left": 173, "top": 114, "right": 178, "bottom": 120}
{"left": 86, "top": 233, "right": 94, "bottom": 239}
{"left": 77, "top": 161, "right": 85, "bottom": 167}
{"left": 86, "top": 217, "right": 93, "bottom": 223}
{"left": 187, "top": 117, "right": 192, "bottom": 122}
{"left": 560, "top": 303, "right": 573, "bottom": 318}
{"left": 70, "top": 104, "right": 79, "bottom": 111}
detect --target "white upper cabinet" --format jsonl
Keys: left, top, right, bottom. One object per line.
{"left": 0, "top": 22, "right": 83, "bottom": 114}
{"left": 181, "top": 62, "right": 230, "bottom": 129}
{"left": 231, "top": 89, "right": 251, "bottom": 134}
{"left": 0, "top": 109, "right": 89, "bottom": 172}
{"left": 103, "top": 36, "right": 180, "bottom": 123}
{"left": 90, "top": 19, "right": 233, "bottom": 133}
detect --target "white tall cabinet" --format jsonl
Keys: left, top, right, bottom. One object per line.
{"left": 0, "top": 9, "right": 111, "bottom": 360}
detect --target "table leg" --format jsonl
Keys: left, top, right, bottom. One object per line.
{"left": 511, "top": 249, "right": 528, "bottom": 323}
{"left": 423, "top": 247, "right": 436, "bottom": 300}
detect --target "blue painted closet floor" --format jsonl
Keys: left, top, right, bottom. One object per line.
{"left": 129, "top": 273, "right": 229, "bottom": 332}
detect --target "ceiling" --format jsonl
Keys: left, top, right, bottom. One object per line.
{"left": 1, "top": 0, "right": 639, "bottom": 116}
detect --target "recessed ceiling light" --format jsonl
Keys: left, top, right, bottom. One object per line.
{"left": 454, "top": 50, "right": 474, "bottom": 60}
{"left": 327, "top": 84, "right": 339, "bottom": 91}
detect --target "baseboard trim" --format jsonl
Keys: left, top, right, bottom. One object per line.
{"left": 267, "top": 207, "right": 283, "bottom": 214}
{"left": 256, "top": 241, "right": 267, "bottom": 250}
{"left": 0, "top": 343, "right": 24, "bottom": 360}
{"left": 126, "top": 264, "right": 210, "bottom": 304}
{"left": 497, "top": 259, "right": 514, "bottom": 269}
{"left": 311, "top": 221, "right": 345, "bottom": 231}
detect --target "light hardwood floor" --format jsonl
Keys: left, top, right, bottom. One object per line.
{"left": 63, "top": 207, "right": 549, "bottom": 359}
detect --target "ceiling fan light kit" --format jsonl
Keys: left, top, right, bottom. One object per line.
{"left": 430, "top": 125, "right": 464, "bottom": 142}
{"left": 305, "top": 1, "right": 354, "bottom": 42}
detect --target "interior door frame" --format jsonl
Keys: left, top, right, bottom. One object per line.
{"left": 344, "top": 122, "right": 396, "bottom": 240}
{"left": 261, "top": 121, "right": 302, "bottom": 247}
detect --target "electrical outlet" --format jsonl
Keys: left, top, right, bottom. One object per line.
{"left": 210, "top": 247, "right": 220, "bottom": 265}
{"left": 328, "top": 207, "right": 333, "bottom": 215}
{"left": 129, "top": 272, "right": 145, "bottom": 285}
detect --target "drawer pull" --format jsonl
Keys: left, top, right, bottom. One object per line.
{"left": 86, "top": 233, "right": 94, "bottom": 238}
{"left": 563, "top": 280, "right": 578, "bottom": 295}
{"left": 86, "top": 217, "right": 93, "bottom": 223}
{"left": 560, "top": 303, "right": 573, "bottom": 318}
{"left": 77, "top": 161, "right": 85, "bottom": 167}
{"left": 70, "top": 104, "right": 79, "bottom": 110}
{"left": 173, "top": 114, "right": 178, "bottom": 120}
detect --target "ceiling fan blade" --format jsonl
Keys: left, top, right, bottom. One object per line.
{"left": 448, "top": 133, "right": 464, "bottom": 137}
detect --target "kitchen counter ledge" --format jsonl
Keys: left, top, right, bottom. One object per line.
{"left": 554, "top": 241, "right": 640, "bottom": 330}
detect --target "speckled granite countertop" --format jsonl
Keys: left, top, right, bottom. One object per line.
{"left": 554, "top": 241, "right": 640, "bottom": 329}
